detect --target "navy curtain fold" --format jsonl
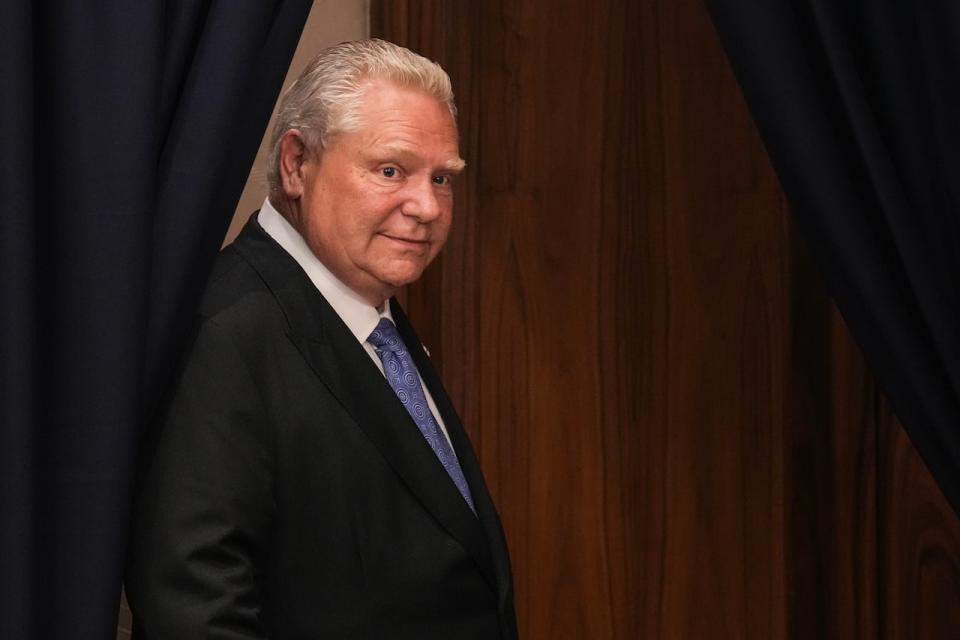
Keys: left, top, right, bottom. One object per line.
{"left": 704, "top": 0, "right": 960, "bottom": 513}
{"left": 0, "top": 2, "right": 311, "bottom": 638}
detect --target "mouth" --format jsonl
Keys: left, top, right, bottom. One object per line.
{"left": 380, "top": 233, "right": 430, "bottom": 251}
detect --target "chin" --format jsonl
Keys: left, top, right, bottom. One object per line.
{"left": 383, "top": 273, "right": 424, "bottom": 289}
{"left": 376, "top": 261, "right": 430, "bottom": 289}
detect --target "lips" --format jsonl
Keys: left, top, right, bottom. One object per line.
{"left": 380, "top": 233, "right": 429, "bottom": 248}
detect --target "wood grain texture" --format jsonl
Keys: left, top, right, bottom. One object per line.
{"left": 372, "top": 0, "right": 960, "bottom": 638}
{"left": 782, "top": 238, "right": 876, "bottom": 639}
{"left": 879, "top": 399, "right": 960, "bottom": 639}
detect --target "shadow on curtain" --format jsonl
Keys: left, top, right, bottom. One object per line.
{"left": 0, "top": 2, "right": 311, "bottom": 637}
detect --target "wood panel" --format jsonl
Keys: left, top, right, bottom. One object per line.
{"left": 879, "top": 400, "right": 960, "bottom": 639}
{"left": 782, "top": 239, "right": 877, "bottom": 639}
{"left": 373, "top": 1, "right": 960, "bottom": 638}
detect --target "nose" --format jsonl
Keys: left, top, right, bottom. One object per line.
{"left": 400, "top": 176, "right": 443, "bottom": 222}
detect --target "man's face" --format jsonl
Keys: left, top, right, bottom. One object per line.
{"left": 294, "top": 79, "right": 463, "bottom": 305}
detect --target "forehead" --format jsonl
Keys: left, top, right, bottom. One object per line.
{"left": 351, "top": 80, "right": 461, "bottom": 161}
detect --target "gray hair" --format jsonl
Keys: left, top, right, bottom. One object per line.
{"left": 266, "top": 38, "right": 458, "bottom": 193}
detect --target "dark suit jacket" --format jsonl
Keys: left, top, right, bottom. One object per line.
{"left": 127, "top": 216, "right": 517, "bottom": 640}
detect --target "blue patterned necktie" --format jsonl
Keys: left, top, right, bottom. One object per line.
{"left": 367, "top": 318, "right": 476, "bottom": 514}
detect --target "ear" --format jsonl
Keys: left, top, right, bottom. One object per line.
{"left": 278, "top": 129, "right": 311, "bottom": 199}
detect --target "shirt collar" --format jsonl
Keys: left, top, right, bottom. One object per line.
{"left": 257, "top": 197, "right": 393, "bottom": 344}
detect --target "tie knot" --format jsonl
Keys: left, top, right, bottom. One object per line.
{"left": 367, "top": 318, "right": 405, "bottom": 353}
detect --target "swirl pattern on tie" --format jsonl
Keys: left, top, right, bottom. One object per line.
{"left": 368, "top": 318, "right": 476, "bottom": 513}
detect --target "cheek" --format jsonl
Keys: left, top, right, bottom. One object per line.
{"left": 334, "top": 198, "right": 378, "bottom": 243}
{"left": 435, "top": 208, "right": 454, "bottom": 241}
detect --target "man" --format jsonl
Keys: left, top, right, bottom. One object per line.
{"left": 127, "top": 39, "right": 517, "bottom": 639}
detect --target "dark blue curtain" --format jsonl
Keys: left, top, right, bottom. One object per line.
{"left": 0, "top": 2, "right": 311, "bottom": 637}
{"left": 705, "top": 0, "right": 960, "bottom": 513}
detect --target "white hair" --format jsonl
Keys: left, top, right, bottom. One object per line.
{"left": 266, "top": 38, "right": 458, "bottom": 193}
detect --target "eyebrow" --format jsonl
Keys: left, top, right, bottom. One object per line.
{"left": 444, "top": 157, "right": 467, "bottom": 172}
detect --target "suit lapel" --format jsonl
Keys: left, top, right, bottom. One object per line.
{"left": 392, "top": 301, "right": 514, "bottom": 609}
{"left": 232, "top": 217, "right": 497, "bottom": 590}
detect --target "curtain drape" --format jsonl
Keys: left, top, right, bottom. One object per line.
{"left": 705, "top": 0, "right": 960, "bottom": 513}
{"left": 0, "top": 2, "right": 311, "bottom": 637}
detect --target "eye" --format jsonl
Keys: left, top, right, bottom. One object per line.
{"left": 432, "top": 174, "right": 451, "bottom": 186}
{"left": 381, "top": 166, "right": 398, "bottom": 178}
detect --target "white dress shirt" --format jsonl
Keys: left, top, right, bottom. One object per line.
{"left": 257, "top": 197, "right": 454, "bottom": 447}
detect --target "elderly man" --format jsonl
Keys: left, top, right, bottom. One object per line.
{"left": 127, "top": 39, "right": 517, "bottom": 640}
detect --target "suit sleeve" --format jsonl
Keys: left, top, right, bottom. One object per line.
{"left": 126, "top": 319, "right": 275, "bottom": 640}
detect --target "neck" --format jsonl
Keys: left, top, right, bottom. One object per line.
{"left": 269, "top": 192, "right": 300, "bottom": 227}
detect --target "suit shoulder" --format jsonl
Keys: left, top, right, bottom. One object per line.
{"left": 195, "top": 245, "right": 288, "bottom": 343}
